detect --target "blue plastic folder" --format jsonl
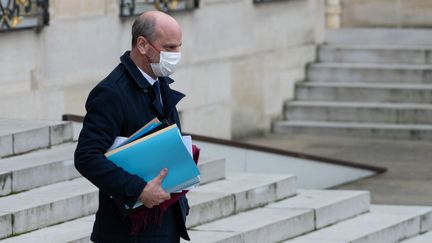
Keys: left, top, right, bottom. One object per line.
{"left": 105, "top": 124, "right": 200, "bottom": 194}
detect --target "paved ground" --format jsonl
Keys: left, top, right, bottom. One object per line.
{"left": 239, "top": 134, "right": 432, "bottom": 206}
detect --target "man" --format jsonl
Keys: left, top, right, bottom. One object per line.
{"left": 74, "top": 11, "right": 189, "bottom": 242}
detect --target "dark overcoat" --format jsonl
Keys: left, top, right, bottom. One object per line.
{"left": 74, "top": 51, "right": 190, "bottom": 243}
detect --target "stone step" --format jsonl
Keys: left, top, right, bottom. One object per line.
{"left": 0, "top": 173, "right": 296, "bottom": 242}
{"left": 0, "top": 177, "right": 98, "bottom": 239}
{"left": 283, "top": 205, "right": 432, "bottom": 243}
{"left": 0, "top": 119, "right": 73, "bottom": 158}
{"left": 185, "top": 207, "right": 314, "bottom": 243}
{"left": 325, "top": 28, "right": 432, "bottom": 46}
{"left": 273, "top": 121, "right": 432, "bottom": 141}
{"left": 186, "top": 173, "right": 296, "bottom": 228}
{"left": 267, "top": 190, "right": 370, "bottom": 230}
{"left": 319, "top": 45, "right": 432, "bottom": 65}
{"left": 0, "top": 142, "right": 224, "bottom": 196}
{"left": 0, "top": 143, "right": 79, "bottom": 196}
{"left": 284, "top": 101, "right": 432, "bottom": 124}
{"left": 0, "top": 216, "right": 94, "bottom": 243}
{"left": 199, "top": 157, "right": 226, "bottom": 185}
{"left": 400, "top": 231, "right": 432, "bottom": 243}
{"left": 183, "top": 189, "right": 370, "bottom": 243}
{"left": 307, "top": 63, "right": 432, "bottom": 83}
{"left": 296, "top": 82, "right": 432, "bottom": 103}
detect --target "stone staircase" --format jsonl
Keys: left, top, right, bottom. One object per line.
{"left": 274, "top": 28, "right": 432, "bottom": 140}
{"left": 0, "top": 119, "right": 431, "bottom": 242}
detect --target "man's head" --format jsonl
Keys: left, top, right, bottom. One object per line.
{"left": 130, "top": 11, "right": 182, "bottom": 78}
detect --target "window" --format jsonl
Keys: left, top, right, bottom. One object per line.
{"left": 0, "top": 0, "right": 49, "bottom": 32}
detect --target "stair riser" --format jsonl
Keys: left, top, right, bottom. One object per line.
{"left": 6, "top": 192, "right": 98, "bottom": 237}
{"left": 296, "top": 86, "right": 432, "bottom": 103}
{"left": 50, "top": 123, "right": 74, "bottom": 146}
{"left": 273, "top": 124, "right": 432, "bottom": 141}
{"left": 11, "top": 160, "right": 81, "bottom": 195}
{"left": 353, "top": 217, "right": 420, "bottom": 243}
{"left": 187, "top": 177, "right": 296, "bottom": 228}
{"left": 319, "top": 47, "right": 432, "bottom": 65}
{"left": 269, "top": 192, "right": 371, "bottom": 230}
{"left": 0, "top": 173, "right": 12, "bottom": 196}
{"left": 239, "top": 212, "right": 314, "bottom": 243}
{"left": 284, "top": 106, "right": 432, "bottom": 124}
{"left": 0, "top": 214, "right": 11, "bottom": 239}
{"left": 325, "top": 29, "right": 432, "bottom": 46}
{"left": 0, "top": 122, "right": 73, "bottom": 158}
{"left": 0, "top": 135, "right": 12, "bottom": 158}
{"left": 199, "top": 158, "right": 226, "bottom": 185}
{"left": 13, "top": 127, "right": 50, "bottom": 155}
{"left": 308, "top": 66, "right": 432, "bottom": 83}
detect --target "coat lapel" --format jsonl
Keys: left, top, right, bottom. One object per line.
{"left": 120, "top": 51, "right": 185, "bottom": 119}
{"left": 160, "top": 77, "right": 185, "bottom": 117}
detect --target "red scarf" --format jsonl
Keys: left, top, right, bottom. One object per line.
{"left": 129, "top": 145, "right": 200, "bottom": 235}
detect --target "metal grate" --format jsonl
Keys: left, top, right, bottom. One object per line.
{"left": 120, "top": 0, "right": 199, "bottom": 17}
{"left": 0, "top": 0, "right": 49, "bottom": 32}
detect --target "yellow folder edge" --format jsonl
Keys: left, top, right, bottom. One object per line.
{"left": 104, "top": 124, "right": 177, "bottom": 157}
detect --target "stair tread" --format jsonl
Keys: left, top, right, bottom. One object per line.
{"left": 311, "top": 62, "right": 432, "bottom": 69}
{"left": 0, "top": 173, "right": 296, "bottom": 242}
{"left": 401, "top": 231, "right": 432, "bottom": 243}
{"left": 0, "top": 177, "right": 96, "bottom": 213}
{"left": 299, "top": 82, "right": 432, "bottom": 89}
{"left": 190, "top": 172, "right": 293, "bottom": 200}
{"left": 0, "top": 216, "right": 94, "bottom": 243}
{"left": 0, "top": 119, "right": 69, "bottom": 136}
{"left": 286, "top": 101, "right": 432, "bottom": 109}
{"left": 321, "top": 44, "right": 432, "bottom": 51}
{"left": 186, "top": 189, "right": 369, "bottom": 243}
{"left": 283, "top": 204, "right": 432, "bottom": 242}
{"left": 269, "top": 189, "right": 368, "bottom": 210}
{"left": 188, "top": 207, "right": 313, "bottom": 243}
{"left": 0, "top": 142, "right": 76, "bottom": 172}
{"left": 275, "top": 120, "right": 432, "bottom": 129}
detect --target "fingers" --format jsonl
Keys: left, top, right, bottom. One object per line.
{"left": 155, "top": 168, "right": 168, "bottom": 184}
{"left": 162, "top": 192, "right": 171, "bottom": 201}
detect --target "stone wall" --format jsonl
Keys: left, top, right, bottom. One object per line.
{"left": 340, "top": 0, "right": 432, "bottom": 28}
{"left": 0, "top": 0, "right": 324, "bottom": 138}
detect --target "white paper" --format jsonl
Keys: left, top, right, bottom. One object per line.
{"left": 108, "top": 136, "right": 128, "bottom": 151}
{"left": 181, "top": 135, "right": 193, "bottom": 157}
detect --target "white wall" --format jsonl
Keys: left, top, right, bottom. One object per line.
{"left": 340, "top": 0, "right": 432, "bottom": 28}
{"left": 0, "top": 0, "right": 324, "bottom": 138}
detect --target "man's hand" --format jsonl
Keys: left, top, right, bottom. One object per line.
{"left": 139, "top": 168, "right": 171, "bottom": 208}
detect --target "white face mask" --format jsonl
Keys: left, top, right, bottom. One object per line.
{"left": 150, "top": 51, "right": 181, "bottom": 77}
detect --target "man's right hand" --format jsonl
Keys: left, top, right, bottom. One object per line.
{"left": 139, "top": 168, "right": 171, "bottom": 208}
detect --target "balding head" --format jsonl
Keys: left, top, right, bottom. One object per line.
{"left": 131, "top": 11, "right": 181, "bottom": 47}
{"left": 130, "top": 11, "right": 182, "bottom": 79}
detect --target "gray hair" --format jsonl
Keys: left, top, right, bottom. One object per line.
{"left": 131, "top": 15, "right": 157, "bottom": 46}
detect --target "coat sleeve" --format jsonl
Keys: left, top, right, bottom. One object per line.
{"left": 74, "top": 84, "right": 146, "bottom": 208}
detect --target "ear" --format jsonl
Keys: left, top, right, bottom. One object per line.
{"left": 136, "top": 36, "right": 148, "bottom": 55}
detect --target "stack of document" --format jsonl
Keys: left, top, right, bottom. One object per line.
{"left": 105, "top": 119, "right": 201, "bottom": 197}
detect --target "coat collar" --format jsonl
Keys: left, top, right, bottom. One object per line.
{"left": 120, "top": 51, "right": 185, "bottom": 117}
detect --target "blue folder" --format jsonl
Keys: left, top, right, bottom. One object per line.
{"left": 105, "top": 124, "right": 200, "bottom": 194}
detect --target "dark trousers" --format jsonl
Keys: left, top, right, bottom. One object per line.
{"left": 93, "top": 205, "right": 181, "bottom": 243}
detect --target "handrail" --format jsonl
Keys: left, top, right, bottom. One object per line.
{"left": 63, "top": 113, "right": 387, "bottom": 174}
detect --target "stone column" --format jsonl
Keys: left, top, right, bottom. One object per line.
{"left": 326, "top": 0, "right": 341, "bottom": 29}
